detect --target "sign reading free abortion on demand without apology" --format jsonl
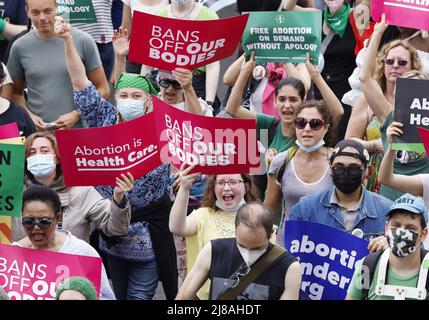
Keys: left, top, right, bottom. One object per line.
{"left": 284, "top": 221, "right": 369, "bottom": 300}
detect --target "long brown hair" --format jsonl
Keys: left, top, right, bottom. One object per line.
{"left": 201, "top": 174, "right": 260, "bottom": 210}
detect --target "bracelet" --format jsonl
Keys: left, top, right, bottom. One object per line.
{"left": 0, "top": 18, "right": 6, "bottom": 35}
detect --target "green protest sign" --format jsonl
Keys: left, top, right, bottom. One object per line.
{"left": 56, "top": 0, "right": 97, "bottom": 24}
{"left": 0, "top": 143, "right": 25, "bottom": 217}
{"left": 242, "top": 11, "right": 322, "bottom": 64}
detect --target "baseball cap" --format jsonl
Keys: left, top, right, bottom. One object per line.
{"left": 386, "top": 193, "right": 428, "bottom": 225}
{"left": 329, "top": 139, "right": 370, "bottom": 168}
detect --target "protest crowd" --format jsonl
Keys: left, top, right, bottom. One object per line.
{"left": 1, "top": 0, "right": 429, "bottom": 302}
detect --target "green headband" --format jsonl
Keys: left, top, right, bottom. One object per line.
{"left": 56, "top": 276, "right": 98, "bottom": 300}
{"left": 115, "top": 73, "right": 158, "bottom": 95}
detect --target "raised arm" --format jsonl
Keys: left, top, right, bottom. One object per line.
{"left": 359, "top": 14, "right": 392, "bottom": 125}
{"left": 225, "top": 53, "right": 256, "bottom": 119}
{"left": 305, "top": 53, "right": 344, "bottom": 122}
{"left": 173, "top": 68, "right": 204, "bottom": 116}
{"left": 284, "top": 62, "right": 311, "bottom": 92}
{"left": 223, "top": 55, "right": 245, "bottom": 87}
{"left": 205, "top": 61, "right": 220, "bottom": 105}
{"left": 112, "top": 27, "right": 129, "bottom": 85}
{"left": 169, "top": 164, "right": 200, "bottom": 237}
{"left": 378, "top": 122, "right": 423, "bottom": 196}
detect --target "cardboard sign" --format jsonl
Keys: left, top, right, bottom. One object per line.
{"left": 56, "top": 97, "right": 259, "bottom": 186}
{"left": 0, "top": 244, "right": 102, "bottom": 300}
{"left": 0, "top": 216, "right": 11, "bottom": 244}
{"left": 128, "top": 12, "right": 248, "bottom": 70}
{"left": 242, "top": 11, "right": 322, "bottom": 64}
{"left": 0, "top": 143, "right": 25, "bottom": 217}
{"left": 371, "top": 0, "right": 429, "bottom": 31}
{"left": 56, "top": 0, "right": 97, "bottom": 24}
{"left": 284, "top": 221, "right": 369, "bottom": 300}
{"left": 393, "top": 78, "right": 429, "bottom": 152}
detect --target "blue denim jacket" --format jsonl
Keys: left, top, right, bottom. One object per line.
{"left": 289, "top": 186, "right": 393, "bottom": 240}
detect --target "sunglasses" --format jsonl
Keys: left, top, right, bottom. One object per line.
{"left": 159, "top": 79, "right": 182, "bottom": 90}
{"left": 332, "top": 164, "right": 363, "bottom": 175}
{"left": 384, "top": 58, "right": 408, "bottom": 67}
{"left": 294, "top": 117, "right": 325, "bottom": 130}
{"left": 22, "top": 217, "right": 54, "bottom": 230}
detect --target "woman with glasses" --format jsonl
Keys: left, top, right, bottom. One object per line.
{"left": 266, "top": 100, "right": 336, "bottom": 246}
{"left": 169, "top": 163, "right": 259, "bottom": 299}
{"left": 345, "top": 15, "right": 422, "bottom": 195}
{"left": 355, "top": 15, "right": 426, "bottom": 201}
{"left": 57, "top": 19, "right": 178, "bottom": 300}
{"left": 15, "top": 185, "right": 115, "bottom": 299}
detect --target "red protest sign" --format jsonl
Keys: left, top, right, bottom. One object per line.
{"left": 128, "top": 12, "right": 248, "bottom": 70}
{"left": 155, "top": 98, "right": 259, "bottom": 174}
{"left": 0, "top": 244, "right": 102, "bottom": 300}
{"left": 56, "top": 113, "right": 162, "bottom": 186}
{"left": 417, "top": 127, "right": 429, "bottom": 156}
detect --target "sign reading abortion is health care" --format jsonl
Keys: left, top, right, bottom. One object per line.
{"left": 371, "top": 0, "right": 429, "bottom": 31}
{"left": 128, "top": 12, "right": 248, "bottom": 70}
{"left": 284, "top": 221, "right": 369, "bottom": 300}
{"left": 56, "top": 97, "right": 259, "bottom": 186}
{"left": 0, "top": 244, "right": 102, "bottom": 300}
{"left": 56, "top": 0, "right": 97, "bottom": 24}
{"left": 242, "top": 11, "right": 322, "bottom": 64}
{"left": 393, "top": 78, "right": 429, "bottom": 152}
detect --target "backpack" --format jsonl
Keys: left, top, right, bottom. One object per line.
{"left": 360, "top": 247, "right": 429, "bottom": 300}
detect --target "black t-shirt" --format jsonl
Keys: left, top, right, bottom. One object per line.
{"left": 0, "top": 100, "right": 36, "bottom": 137}
{"left": 237, "top": 0, "right": 282, "bottom": 13}
{"left": 0, "top": 0, "right": 28, "bottom": 62}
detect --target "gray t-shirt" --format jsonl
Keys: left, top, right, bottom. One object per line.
{"left": 269, "top": 150, "right": 333, "bottom": 246}
{"left": 7, "top": 29, "right": 101, "bottom": 125}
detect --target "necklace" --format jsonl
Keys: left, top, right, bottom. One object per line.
{"left": 171, "top": 1, "right": 196, "bottom": 20}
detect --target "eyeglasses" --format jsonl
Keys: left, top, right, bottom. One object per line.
{"left": 384, "top": 58, "right": 409, "bottom": 67}
{"left": 159, "top": 79, "right": 182, "bottom": 90}
{"left": 332, "top": 164, "right": 363, "bottom": 175}
{"left": 229, "top": 263, "right": 250, "bottom": 288}
{"left": 22, "top": 217, "right": 54, "bottom": 230}
{"left": 294, "top": 117, "right": 325, "bottom": 130}
{"left": 215, "top": 180, "right": 244, "bottom": 188}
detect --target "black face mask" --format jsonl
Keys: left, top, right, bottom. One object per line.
{"left": 332, "top": 164, "right": 363, "bottom": 194}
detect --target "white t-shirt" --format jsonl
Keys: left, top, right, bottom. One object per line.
{"left": 122, "top": 0, "right": 168, "bottom": 15}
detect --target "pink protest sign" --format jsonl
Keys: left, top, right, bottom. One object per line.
{"left": 371, "top": 0, "right": 429, "bottom": 31}
{"left": 154, "top": 98, "right": 260, "bottom": 174}
{"left": 0, "top": 123, "right": 19, "bottom": 140}
{"left": 128, "top": 12, "right": 248, "bottom": 70}
{"left": 56, "top": 112, "right": 162, "bottom": 186}
{"left": 56, "top": 97, "right": 260, "bottom": 186}
{"left": 0, "top": 244, "right": 102, "bottom": 300}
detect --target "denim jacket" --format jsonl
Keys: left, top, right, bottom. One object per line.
{"left": 289, "top": 186, "right": 393, "bottom": 241}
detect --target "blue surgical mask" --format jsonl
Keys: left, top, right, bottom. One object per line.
{"left": 295, "top": 139, "right": 325, "bottom": 153}
{"left": 215, "top": 198, "right": 246, "bottom": 213}
{"left": 117, "top": 99, "right": 146, "bottom": 121}
{"left": 172, "top": 0, "right": 189, "bottom": 4}
{"left": 27, "top": 154, "right": 56, "bottom": 177}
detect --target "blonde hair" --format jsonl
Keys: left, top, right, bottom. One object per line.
{"left": 374, "top": 40, "right": 422, "bottom": 93}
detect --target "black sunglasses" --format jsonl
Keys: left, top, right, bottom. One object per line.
{"left": 294, "top": 117, "right": 325, "bottom": 130}
{"left": 384, "top": 58, "right": 408, "bottom": 67}
{"left": 22, "top": 217, "right": 54, "bottom": 230}
{"left": 159, "top": 79, "right": 182, "bottom": 90}
{"left": 332, "top": 164, "right": 363, "bottom": 175}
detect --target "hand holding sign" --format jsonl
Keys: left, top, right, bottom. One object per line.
{"left": 113, "top": 27, "right": 129, "bottom": 59}
{"left": 305, "top": 52, "right": 320, "bottom": 80}
{"left": 113, "top": 172, "right": 135, "bottom": 204}
{"left": 386, "top": 122, "right": 404, "bottom": 144}
{"left": 241, "top": 52, "right": 256, "bottom": 79}
{"left": 172, "top": 68, "right": 193, "bottom": 90}
{"left": 173, "top": 162, "right": 201, "bottom": 193}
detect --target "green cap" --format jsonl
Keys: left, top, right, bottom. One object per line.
{"left": 115, "top": 72, "right": 158, "bottom": 95}
{"left": 56, "top": 276, "right": 98, "bottom": 300}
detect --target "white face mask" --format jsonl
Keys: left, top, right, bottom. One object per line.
{"left": 27, "top": 154, "right": 56, "bottom": 178}
{"left": 295, "top": 139, "right": 325, "bottom": 153}
{"left": 171, "top": 101, "right": 186, "bottom": 111}
{"left": 215, "top": 197, "right": 246, "bottom": 213}
{"left": 172, "top": 0, "right": 189, "bottom": 4}
{"left": 237, "top": 243, "right": 268, "bottom": 267}
{"left": 117, "top": 99, "right": 146, "bottom": 121}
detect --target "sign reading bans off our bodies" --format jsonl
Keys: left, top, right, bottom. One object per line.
{"left": 0, "top": 244, "right": 102, "bottom": 300}
{"left": 284, "top": 221, "right": 369, "bottom": 300}
{"left": 392, "top": 78, "right": 429, "bottom": 153}
{"left": 56, "top": 97, "right": 259, "bottom": 186}
{"left": 242, "top": 11, "right": 322, "bottom": 64}
{"left": 128, "top": 12, "right": 249, "bottom": 70}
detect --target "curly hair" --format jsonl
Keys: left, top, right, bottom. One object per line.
{"left": 201, "top": 174, "right": 260, "bottom": 210}
{"left": 374, "top": 39, "right": 421, "bottom": 94}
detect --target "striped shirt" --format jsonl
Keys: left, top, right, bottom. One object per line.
{"left": 73, "top": 0, "right": 114, "bottom": 44}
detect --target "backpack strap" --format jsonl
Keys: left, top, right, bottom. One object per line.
{"left": 361, "top": 251, "right": 383, "bottom": 300}
{"left": 268, "top": 118, "right": 281, "bottom": 147}
{"left": 275, "top": 145, "right": 298, "bottom": 185}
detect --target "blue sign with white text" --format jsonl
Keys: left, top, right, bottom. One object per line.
{"left": 284, "top": 220, "right": 369, "bottom": 300}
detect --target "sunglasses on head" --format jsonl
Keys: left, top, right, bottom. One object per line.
{"left": 159, "top": 79, "right": 182, "bottom": 90}
{"left": 22, "top": 217, "right": 54, "bottom": 230}
{"left": 294, "top": 117, "right": 325, "bottom": 130}
{"left": 384, "top": 58, "right": 408, "bottom": 67}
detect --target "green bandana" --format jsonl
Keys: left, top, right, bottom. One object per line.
{"left": 115, "top": 73, "right": 158, "bottom": 95}
{"left": 324, "top": 3, "right": 350, "bottom": 39}
{"left": 56, "top": 277, "right": 97, "bottom": 300}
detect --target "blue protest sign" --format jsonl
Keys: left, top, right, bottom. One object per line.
{"left": 284, "top": 220, "right": 369, "bottom": 300}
